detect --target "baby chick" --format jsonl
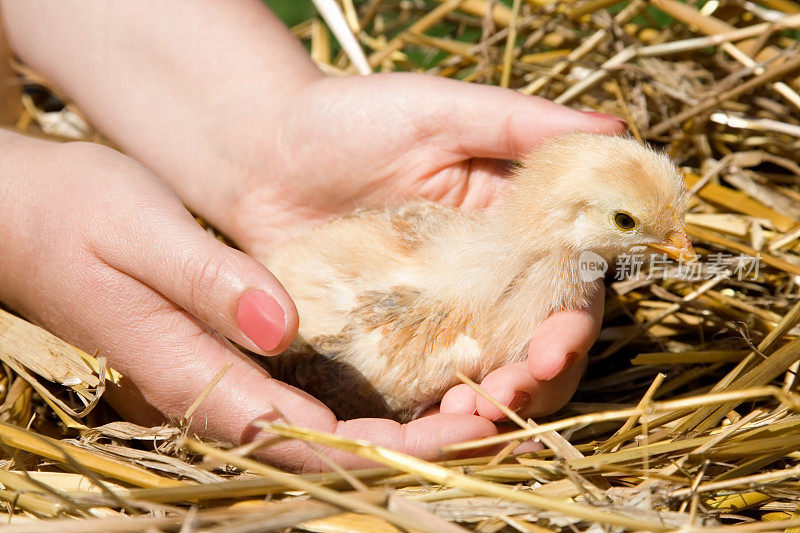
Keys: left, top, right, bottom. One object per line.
{"left": 263, "top": 133, "right": 694, "bottom": 422}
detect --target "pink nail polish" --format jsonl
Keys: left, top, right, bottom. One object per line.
{"left": 544, "top": 352, "right": 578, "bottom": 381}
{"left": 237, "top": 290, "right": 286, "bottom": 352}
{"left": 581, "top": 111, "right": 628, "bottom": 129}
{"left": 507, "top": 391, "right": 531, "bottom": 413}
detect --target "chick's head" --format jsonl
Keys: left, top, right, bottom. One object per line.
{"left": 502, "top": 133, "right": 694, "bottom": 263}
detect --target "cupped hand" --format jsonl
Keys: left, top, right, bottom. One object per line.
{"left": 3, "top": 0, "right": 623, "bottom": 435}
{"left": 226, "top": 73, "right": 627, "bottom": 254}
{"left": 222, "top": 73, "right": 621, "bottom": 420}
{"left": 0, "top": 132, "right": 497, "bottom": 471}
{"left": 441, "top": 286, "right": 603, "bottom": 420}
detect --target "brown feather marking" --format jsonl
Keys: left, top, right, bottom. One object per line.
{"left": 390, "top": 213, "right": 422, "bottom": 251}
{"left": 263, "top": 286, "right": 480, "bottom": 422}
{"left": 389, "top": 203, "right": 452, "bottom": 251}
{"left": 352, "top": 286, "right": 476, "bottom": 365}
{"left": 496, "top": 258, "right": 539, "bottom": 305}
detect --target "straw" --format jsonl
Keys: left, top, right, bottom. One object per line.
{"left": 5, "top": 1, "right": 800, "bottom": 529}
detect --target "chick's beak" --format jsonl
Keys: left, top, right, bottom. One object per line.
{"left": 647, "top": 228, "right": 696, "bottom": 262}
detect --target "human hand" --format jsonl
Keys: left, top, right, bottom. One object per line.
{"left": 0, "top": 132, "right": 497, "bottom": 471}
{"left": 440, "top": 288, "right": 604, "bottom": 420}
{"left": 225, "top": 74, "right": 628, "bottom": 254}
{"left": 3, "top": 0, "right": 623, "bottom": 428}
{"left": 223, "top": 73, "right": 620, "bottom": 420}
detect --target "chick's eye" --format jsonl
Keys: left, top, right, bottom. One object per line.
{"left": 613, "top": 211, "right": 637, "bottom": 231}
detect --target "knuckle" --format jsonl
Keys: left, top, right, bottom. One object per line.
{"left": 180, "top": 252, "right": 232, "bottom": 316}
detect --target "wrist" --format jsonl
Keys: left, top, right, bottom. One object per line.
{"left": 164, "top": 70, "right": 324, "bottom": 242}
{"left": 2, "top": 0, "right": 327, "bottom": 243}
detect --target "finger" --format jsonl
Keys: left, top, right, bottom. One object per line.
{"left": 519, "top": 357, "right": 588, "bottom": 420}
{"left": 528, "top": 287, "right": 604, "bottom": 382}
{"left": 327, "top": 415, "right": 497, "bottom": 468}
{"left": 439, "top": 289, "right": 603, "bottom": 417}
{"left": 73, "top": 260, "right": 496, "bottom": 473}
{"left": 207, "top": 373, "right": 498, "bottom": 472}
{"left": 92, "top": 180, "right": 298, "bottom": 356}
{"left": 419, "top": 405, "right": 441, "bottom": 417}
{"left": 474, "top": 359, "right": 587, "bottom": 421}
{"left": 439, "top": 383, "right": 478, "bottom": 415}
{"left": 413, "top": 75, "right": 627, "bottom": 160}
{"left": 513, "top": 440, "right": 545, "bottom": 454}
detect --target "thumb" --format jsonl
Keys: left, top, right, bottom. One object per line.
{"left": 418, "top": 76, "right": 627, "bottom": 160}
{"left": 95, "top": 203, "right": 299, "bottom": 356}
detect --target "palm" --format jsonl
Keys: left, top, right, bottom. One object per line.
{"left": 236, "top": 72, "right": 624, "bottom": 254}
{"left": 0, "top": 0, "right": 626, "bottom": 469}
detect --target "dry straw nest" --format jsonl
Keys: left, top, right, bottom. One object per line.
{"left": 3, "top": 0, "right": 800, "bottom": 531}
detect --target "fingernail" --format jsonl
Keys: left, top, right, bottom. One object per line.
{"left": 507, "top": 391, "right": 531, "bottom": 413}
{"left": 543, "top": 352, "right": 578, "bottom": 381}
{"left": 237, "top": 290, "right": 286, "bottom": 352}
{"left": 581, "top": 110, "right": 628, "bottom": 129}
